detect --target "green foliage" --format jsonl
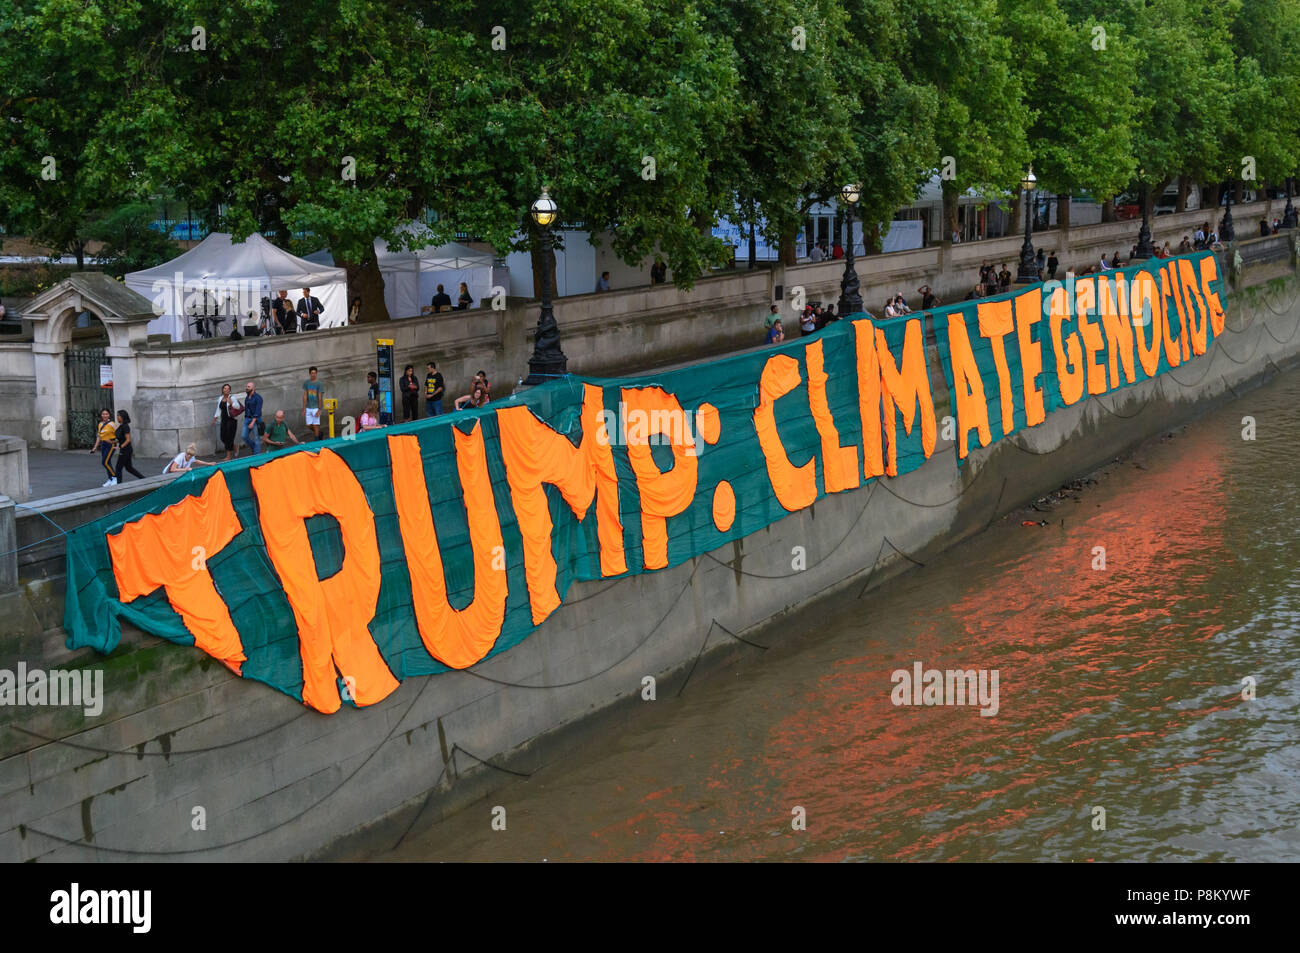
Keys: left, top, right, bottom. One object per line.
{"left": 3, "top": 0, "right": 1299, "bottom": 301}
{"left": 85, "top": 203, "right": 180, "bottom": 278}
{"left": 904, "top": 0, "right": 1031, "bottom": 198}
{"left": 999, "top": 0, "right": 1137, "bottom": 199}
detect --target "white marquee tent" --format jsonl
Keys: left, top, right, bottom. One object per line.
{"left": 125, "top": 232, "right": 349, "bottom": 341}
{"left": 373, "top": 226, "right": 495, "bottom": 318}
{"left": 381, "top": 241, "right": 496, "bottom": 318}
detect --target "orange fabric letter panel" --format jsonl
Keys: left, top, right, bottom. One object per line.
{"left": 1014, "top": 288, "right": 1046, "bottom": 427}
{"left": 1049, "top": 285, "right": 1085, "bottom": 405}
{"left": 389, "top": 428, "right": 508, "bottom": 668}
{"left": 1098, "top": 276, "right": 1137, "bottom": 388}
{"left": 1075, "top": 277, "right": 1108, "bottom": 397}
{"left": 977, "top": 298, "right": 1017, "bottom": 436}
{"left": 1176, "top": 258, "right": 1210, "bottom": 355}
{"left": 805, "top": 338, "right": 860, "bottom": 493}
{"left": 497, "top": 383, "right": 626, "bottom": 624}
{"left": 107, "top": 470, "right": 247, "bottom": 673}
{"left": 622, "top": 386, "right": 700, "bottom": 570}
{"left": 752, "top": 354, "right": 817, "bottom": 511}
{"left": 1199, "top": 256, "right": 1227, "bottom": 336}
{"left": 1132, "top": 271, "right": 1165, "bottom": 378}
{"left": 250, "top": 448, "right": 398, "bottom": 713}
{"left": 946, "top": 309, "right": 993, "bottom": 458}
{"left": 1158, "top": 268, "right": 1184, "bottom": 368}
{"left": 875, "top": 318, "right": 937, "bottom": 475}
{"left": 853, "top": 319, "right": 886, "bottom": 480}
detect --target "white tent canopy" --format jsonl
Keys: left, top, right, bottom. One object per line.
{"left": 373, "top": 226, "right": 495, "bottom": 318}
{"left": 125, "top": 232, "right": 349, "bottom": 341}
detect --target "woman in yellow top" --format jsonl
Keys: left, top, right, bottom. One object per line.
{"left": 89, "top": 408, "right": 118, "bottom": 487}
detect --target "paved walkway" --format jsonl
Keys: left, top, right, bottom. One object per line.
{"left": 28, "top": 446, "right": 178, "bottom": 501}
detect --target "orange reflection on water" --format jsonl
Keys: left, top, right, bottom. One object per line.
{"left": 616, "top": 429, "right": 1235, "bottom": 861}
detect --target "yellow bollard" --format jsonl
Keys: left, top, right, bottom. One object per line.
{"left": 324, "top": 397, "right": 338, "bottom": 438}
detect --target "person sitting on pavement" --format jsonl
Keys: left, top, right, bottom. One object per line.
{"left": 454, "top": 382, "right": 490, "bottom": 410}
{"left": 359, "top": 399, "right": 383, "bottom": 432}
{"left": 164, "top": 443, "right": 213, "bottom": 474}
{"left": 263, "top": 410, "right": 302, "bottom": 451}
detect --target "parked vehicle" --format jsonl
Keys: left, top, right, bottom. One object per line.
{"left": 1154, "top": 179, "right": 1201, "bottom": 215}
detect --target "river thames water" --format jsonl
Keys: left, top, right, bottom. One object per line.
{"left": 372, "top": 369, "right": 1300, "bottom": 862}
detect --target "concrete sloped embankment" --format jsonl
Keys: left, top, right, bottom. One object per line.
{"left": 2, "top": 264, "right": 1298, "bottom": 862}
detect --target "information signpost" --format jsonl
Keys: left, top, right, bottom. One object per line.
{"left": 376, "top": 338, "right": 395, "bottom": 426}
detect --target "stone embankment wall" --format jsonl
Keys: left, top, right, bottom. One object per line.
{"left": 1, "top": 248, "right": 1297, "bottom": 861}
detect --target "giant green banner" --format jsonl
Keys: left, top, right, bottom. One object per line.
{"left": 63, "top": 252, "right": 1226, "bottom": 713}
{"left": 932, "top": 252, "right": 1227, "bottom": 461}
{"left": 64, "top": 312, "right": 935, "bottom": 712}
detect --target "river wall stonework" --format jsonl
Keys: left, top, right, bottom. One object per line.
{"left": 1, "top": 261, "right": 1298, "bottom": 861}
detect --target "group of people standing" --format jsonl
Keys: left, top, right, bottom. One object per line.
{"left": 92, "top": 358, "right": 501, "bottom": 491}
{"left": 807, "top": 241, "right": 845, "bottom": 262}
{"left": 359, "top": 362, "right": 490, "bottom": 431}
{"left": 763, "top": 302, "right": 842, "bottom": 344}
{"left": 259, "top": 287, "right": 326, "bottom": 335}
{"left": 212, "top": 370, "right": 323, "bottom": 459}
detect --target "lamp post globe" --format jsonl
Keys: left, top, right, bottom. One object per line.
{"left": 1016, "top": 165, "right": 1039, "bottom": 282}
{"left": 837, "top": 182, "right": 864, "bottom": 316}
{"left": 524, "top": 188, "right": 567, "bottom": 385}
{"left": 530, "top": 189, "right": 558, "bottom": 228}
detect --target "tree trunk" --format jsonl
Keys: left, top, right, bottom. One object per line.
{"left": 341, "top": 254, "right": 389, "bottom": 322}
{"left": 74, "top": 239, "right": 87, "bottom": 270}
{"left": 866, "top": 221, "right": 882, "bottom": 256}
{"left": 942, "top": 186, "right": 958, "bottom": 242}
{"left": 779, "top": 226, "right": 798, "bottom": 267}
{"left": 1233, "top": 180, "right": 1244, "bottom": 205}
{"left": 1057, "top": 193, "right": 1071, "bottom": 230}
{"left": 1210, "top": 182, "right": 1224, "bottom": 210}
{"left": 1176, "top": 178, "right": 1189, "bottom": 212}
{"left": 1101, "top": 198, "right": 1116, "bottom": 223}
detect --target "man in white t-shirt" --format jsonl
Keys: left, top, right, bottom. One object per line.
{"left": 164, "top": 443, "right": 212, "bottom": 474}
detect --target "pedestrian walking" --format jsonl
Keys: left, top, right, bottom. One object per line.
{"left": 90, "top": 408, "right": 118, "bottom": 486}
{"left": 213, "top": 383, "right": 241, "bottom": 461}
{"left": 242, "top": 380, "right": 264, "bottom": 455}
{"left": 113, "top": 410, "right": 145, "bottom": 482}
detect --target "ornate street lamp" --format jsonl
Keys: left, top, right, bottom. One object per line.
{"left": 1016, "top": 166, "right": 1039, "bottom": 282}
{"left": 837, "top": 182, "right": 864, "bottom": 315}
{"left": 523, "top": 187, "right": 567, "bottom": 385}
{"left": 1283, "top": 176, "right": 1297, "bottom": 230}
{"left": 1134, "top": 167, "right": 1155, "bottom": 259}
{"left": 1220, "top": 167, "right": 1236, "bottom": 243}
